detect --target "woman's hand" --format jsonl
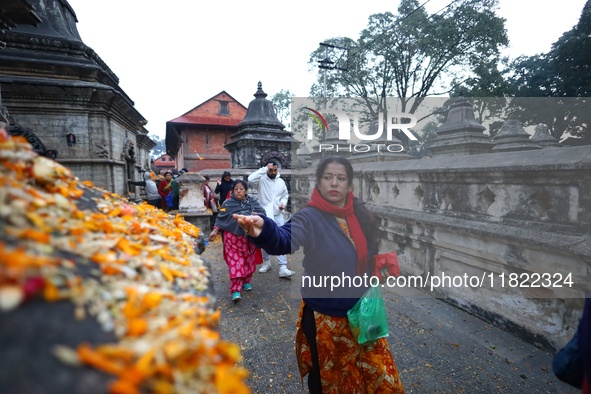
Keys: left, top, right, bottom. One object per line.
{"left": 208, "top": 228, "right": 219, "bottom": 242}
{"left": 216, "top": 178, "right": 222, "bottom": 185}
{"left": 379, "top": 269, "right": 391, "bottom": 284}
{"left": 233, "top": 214, "right": 264, "bottom": 238}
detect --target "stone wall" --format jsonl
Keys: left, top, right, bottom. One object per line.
{"left": 8, "top": 108, "right": 151, "bottom": 195}
{"left": 184, "top": 128, "right": 232, "bottom": 172}
{"left": 291, "top": 145, "right": 591, "bottom": 350}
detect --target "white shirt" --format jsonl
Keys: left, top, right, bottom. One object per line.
{"left": 248, "top": 166, "right": 289, "bottom": 217}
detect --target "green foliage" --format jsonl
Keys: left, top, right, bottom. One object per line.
{"left": 270, "top": 89, "right": 295, "bottom": 129}
{"left": 408, "top": 120, "right": 440, "bottom": 158}
{"left": 504, "top": 0, "right": 591, "bottom": 141}
{"left": 549, "top": 0, "right": 591, "bottom": 97}
{"left": 309, "top": 0, "right": 508, "bottom": 114}
{"left": 308, "top": 0, "right": 508, "bottom": 144}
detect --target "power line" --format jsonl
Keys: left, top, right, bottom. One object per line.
{"left": 360, "top": 0, "right": 434, "bottom": 50}
{"left": 407, "top": 0, "right": 463, "bottom": 31}
{"left": 332, "top": 0, "right": 467, "bottom": 68}
{"left": 316, "top": 0, "right": 434, "bottom": 70}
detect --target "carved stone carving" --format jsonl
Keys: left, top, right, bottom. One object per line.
{"left": 121, "top": 138, "right": 136, "bottom": 162}
{"left": 0, "top": 104, "right": 8, "bottom": 125}
{"left": 94, "top": 141, "right": 109, "bottom": 158}
{"left": 7, "top": 125, "right": 47, "bottom": 156}
{"left": 261, "top": 151, "right": 287, "bottom": 168}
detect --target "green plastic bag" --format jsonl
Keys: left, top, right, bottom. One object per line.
{"left": 347, "top": 285, "right": 389, "bottom": 345}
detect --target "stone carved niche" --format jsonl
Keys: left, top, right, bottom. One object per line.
{"left": 121, "top": 139, "right": 136, "bottom": 162}
{"left": 477, "top": 186, "right": 496, "bottom": 213}
{"left": 442, "top": 186, "right": 457, "bottom": 211}
{"left": 392, "top": 185, "right": 400, "bottom": 200}
{"left": 413, "top": 185, "right": 424, "bottom": 207}
{"left": 364, "top": 175, "right": 380, "bottom": 202}
{"left": 261, "top": 151, "right": 287, "bottom": 169}
{"left": 530, "top": 188, "right": 554, "bottom": 217}
{"left": 7, "top": 125, "right": 47, "bottom": 156}
{"left": 94, "top": 141, "right": 109, "bottom": 158}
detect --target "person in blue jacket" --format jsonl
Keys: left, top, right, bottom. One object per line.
{"left": 233, "top": 156, "right": 404, "bottom": 394}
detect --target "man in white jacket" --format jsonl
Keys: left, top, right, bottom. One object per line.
{"left": 248, "top": 161, "right": 295, "bottom": 277}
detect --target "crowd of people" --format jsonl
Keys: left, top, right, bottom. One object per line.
{"left": 127, "top": 168, "right": 188, "bottom": 211}
{"left": 127, "top": 157, "right": 591, "bottom": 394}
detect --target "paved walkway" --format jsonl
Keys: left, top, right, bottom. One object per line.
{"left": 204, "top": 236, "right": 577, "bottom": 394}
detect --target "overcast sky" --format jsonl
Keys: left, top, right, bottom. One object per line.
{"left": 66, "top": 0, "right": 587, "bottom": 138}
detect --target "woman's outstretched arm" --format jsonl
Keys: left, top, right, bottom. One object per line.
{"left": 233, "top": 214, "right": 307, "bottom": 255}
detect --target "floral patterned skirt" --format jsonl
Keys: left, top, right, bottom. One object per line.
{"left": 222, "top": 231, "right": 262, "bottom": 293}
{"left": 295, "top": 300, "right": 404, "bottom": 394}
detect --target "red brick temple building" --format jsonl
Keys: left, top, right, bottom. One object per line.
{"left": 165, "top": 92, "right": 247, "bottom": 172}
{"left": 153, "top": 154, "right": 176, "bottom": 172}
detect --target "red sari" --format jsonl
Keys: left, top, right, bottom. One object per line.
{"left": 158, "top": 179, "right": 171, "bottom": 208}
{"left": 221, "top": 231, "right": 262, "bottom": 293}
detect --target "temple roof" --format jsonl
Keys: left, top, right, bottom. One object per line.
{"left": 237, "top": 82, "right": 285, "bottom": 129}
{"left": 177, "top": 91, "right": 247, "bottom": 118}
{"left": 167, "top": 115, "right": 242, "bottom": 127}
{"left": 0, "top": 0, "right": 42, "bottom": 32}
{"left": 6, "top": 0, "right": 81, "bottom": 42}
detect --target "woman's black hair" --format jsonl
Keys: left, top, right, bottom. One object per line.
{"left": 315, "top": 156, "right": 354, "bottom": 186}
{"left": 233, "top": 179, "right": 248, "bottom": 192}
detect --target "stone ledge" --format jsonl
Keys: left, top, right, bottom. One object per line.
{"left": 57, "top": 158, "right": 126, "bottom": 165}
{"left": 369, "top": 203, "right": 591, "bottom": 258}
{"left": 352, "top": 145, "right": 591, "bottom": 174}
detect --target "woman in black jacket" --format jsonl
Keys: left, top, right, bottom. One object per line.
{"left": 215, "top": 171, "right": 234, "bottom": 206}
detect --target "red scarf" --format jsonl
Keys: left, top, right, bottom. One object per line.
{"left": 307, "top": 188, "right": 368, "bottom": 275}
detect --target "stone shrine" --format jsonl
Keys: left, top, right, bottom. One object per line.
{"left": 531, "top": 124, "right": 561, "bottom": 148}
{"left": 224, "top": 82, "right": 299, "bottom": 169}
{"left": 0, "top": 0, "right": 155, "bottom": 197}
{"left": 428, "top": 96, "right": 494, "bottom": 157}
{"left": 174, "top": 172, "right": 212, "bottom": 231}
{"left": 492, "top": 113, "right": 543, "bottom": 152}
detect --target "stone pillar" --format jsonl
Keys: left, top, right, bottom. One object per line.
{"left": 492, "top": 114, "right": 543, "bottom": 153}
{"left": 176, "top": 172, "right": 212, "bottom": 231}
{"left": 531, "top": 124, "right": 560, "bottom": 148}
{"left": 224, "top": 82, "right": 299, "bottom": 169}
{"left": 428, "top": 96, "right": 494, "bottom": 157}
{"left": 296, "top": 145, "right": 312, "bottom": 169}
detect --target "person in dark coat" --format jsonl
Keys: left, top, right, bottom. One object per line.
{"left": 215, "top": 171, "right": 234, "bottom": 206}
{"left": 580, "top": 298, "right": 591, "bottom": 393}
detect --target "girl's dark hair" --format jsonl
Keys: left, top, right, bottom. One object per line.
{"left": 233, "top": 179, "right": 248, "bottom": 191}
{"left": 315, "top": 156, "right": 354, "bottom": 186}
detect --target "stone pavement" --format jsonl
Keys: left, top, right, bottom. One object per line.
{"left": 203, "top": 236, "right": 578, "bottom": 394}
